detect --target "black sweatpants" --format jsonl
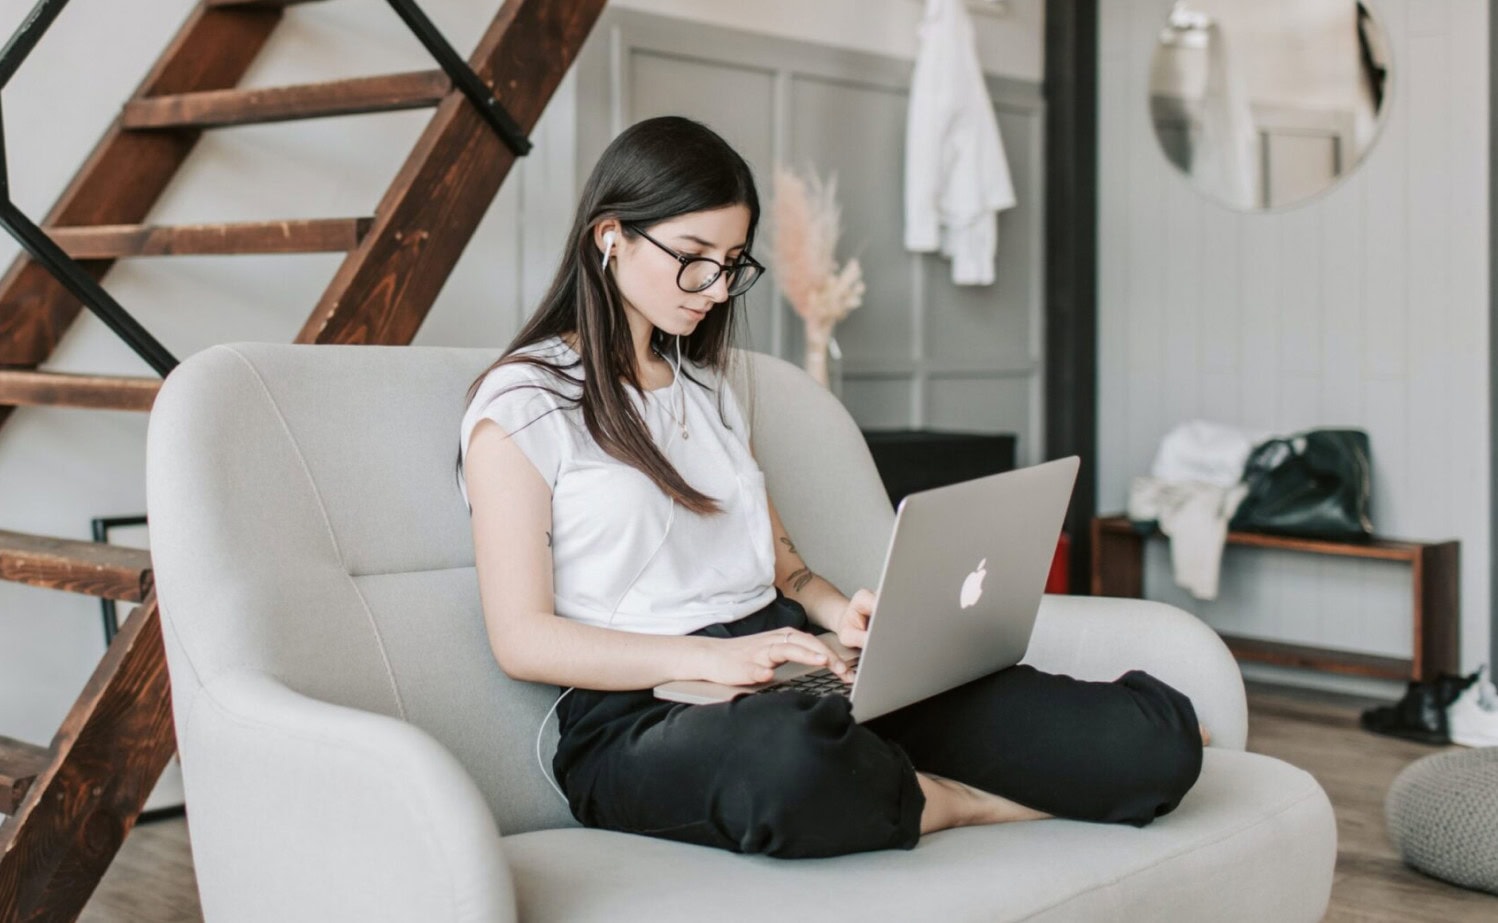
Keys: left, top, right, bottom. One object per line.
{"left": 553, "top": 591, "right": 1203, "bottom": 859}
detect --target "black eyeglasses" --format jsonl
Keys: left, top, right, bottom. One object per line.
{"left": 625, "top": 224, "right": 765, "bottom": 297}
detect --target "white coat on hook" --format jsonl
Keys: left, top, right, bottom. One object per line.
{"left": 904, "top": 0, "right": 1016, "bottom": 286}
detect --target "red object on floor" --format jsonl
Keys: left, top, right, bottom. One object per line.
{"left": 1045, "top": 533, "right": 1071, "bottom": 594}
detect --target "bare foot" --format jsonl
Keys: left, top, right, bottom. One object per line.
{"left": 917, "top": 772, "right": 1050, "bottom": 835}
{"left": 1200, "top": 723, "right": 1212, "bottom": 747}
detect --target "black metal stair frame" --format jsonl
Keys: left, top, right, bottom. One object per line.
{"left": 384, "top": 0, "right": 531, "bottom": 156}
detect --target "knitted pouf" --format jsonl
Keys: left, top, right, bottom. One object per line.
{"left": 1385, "top": 747, "right": 1498, "bottom": 894}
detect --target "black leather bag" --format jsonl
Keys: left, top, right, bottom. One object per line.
{"left": 1229, "top": 429, "right": 1374, "bottom": 540}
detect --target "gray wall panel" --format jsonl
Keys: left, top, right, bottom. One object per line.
{"left": 788, "top": 75, "right": 913, "bottom": 366}
{"left": 840, "top": 377, "right": 916, "bottom": 430}
{"left": 924, "top": 104, "right": 1043, "bottom": 370}
{"left": 926, "top": 375, "right": 1034, "bottom": 435}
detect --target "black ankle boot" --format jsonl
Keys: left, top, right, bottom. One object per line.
{"left": 1359, "top": 672, "right": 1478, "bottom": 745}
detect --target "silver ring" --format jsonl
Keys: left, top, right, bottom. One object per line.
{"left": 782, "top": 630, "right": 792, "bottom": 644}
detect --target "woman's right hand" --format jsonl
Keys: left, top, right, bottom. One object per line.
{"left": 692, "top": 628, "right": 853, "bottom": 686}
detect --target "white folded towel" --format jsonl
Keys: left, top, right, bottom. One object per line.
{"left": 1128, "top": 477, "right": 1248, "bottom": 601}
{"left": 1129, "top": 420, "right": 1263, "bottom": 601}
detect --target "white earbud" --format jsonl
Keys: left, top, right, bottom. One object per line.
{"left": 600, "top": 231, "right": 616, "bottom": 270}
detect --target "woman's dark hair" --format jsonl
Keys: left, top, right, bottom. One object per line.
{"left": 459, "top": 116, "right": 760, "bottom": 515}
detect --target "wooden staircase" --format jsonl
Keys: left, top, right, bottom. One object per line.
{"left": 0, "top": 0, "right": 604, "bottom": 918}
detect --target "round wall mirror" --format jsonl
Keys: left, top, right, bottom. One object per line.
{"left": 1149, "top": 0, "right": 1392, "bottom": 211}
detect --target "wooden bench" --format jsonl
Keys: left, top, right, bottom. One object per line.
{"left": 1090, "top": 515, "right": 1460, "bottom": 682}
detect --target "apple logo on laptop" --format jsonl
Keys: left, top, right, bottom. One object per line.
{"left": 960, "top": 559, "right": 987, "bottom": 609}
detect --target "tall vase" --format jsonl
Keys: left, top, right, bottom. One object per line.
{"left": 803, "top": 321, "right": 833, "bottom": 389}
{"left": 804, "top": 344, "right": 828, "bottom": 387}
{"left": 826, "top": 335, "right": 843, "bottom": 400}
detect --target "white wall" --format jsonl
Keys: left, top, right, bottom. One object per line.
{"left": 0, "top": 0, "right": 1042, "bottom": 749}
{"left": 614, "top": 0, "right": 1043, "bottom": 81}
{"left": 1098, "top": 0, "right": 1491, "bottom": 689}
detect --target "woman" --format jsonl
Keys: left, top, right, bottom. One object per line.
{"left": 459, "top": 116, "right": 1204, "bottom": 859}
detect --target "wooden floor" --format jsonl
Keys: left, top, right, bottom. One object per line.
{"left": 1242, "top": 682, "right": 1498, "bottom": 923}
{"left": 73, "top": 684, "right": 1498, "bottom": 922}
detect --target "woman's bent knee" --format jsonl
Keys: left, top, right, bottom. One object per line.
{"left": 1111, "top": 670, "right": 1204, "bottom": 824}
{"left": 717, "top": 694, "right": 923, "bottom": 857}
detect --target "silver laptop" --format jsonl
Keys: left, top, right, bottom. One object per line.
{"left": 654, "top": 455, "right": 1080, "bottom": 722}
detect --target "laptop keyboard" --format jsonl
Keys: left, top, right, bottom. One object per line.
{"left": 754, "top": 655, "right": 861, "bottom": 698}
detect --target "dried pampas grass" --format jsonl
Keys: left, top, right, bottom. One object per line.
{"left": 771, "top": 165, "right": 865, "bottom": 387}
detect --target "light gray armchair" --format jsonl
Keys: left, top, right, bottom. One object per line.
{"left": 146, "top": 342, "right": 1336, "bottom": 922}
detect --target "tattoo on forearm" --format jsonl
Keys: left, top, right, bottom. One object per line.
{"left": 545, "top": 530, "right": 552, "bottom": 548}
{"left": 779, "top": 535, "right": 815, "bottom": 591}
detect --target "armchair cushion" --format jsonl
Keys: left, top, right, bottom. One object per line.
{"left": 504, "top": 750, "right": 1333, "bottom": 922}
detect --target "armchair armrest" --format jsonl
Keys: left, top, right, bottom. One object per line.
{"left": 178, "top": 671, "right": 516, "bottom": 923}
{"left": 1022, "top": 596, "right": 1249, "bottom": 750}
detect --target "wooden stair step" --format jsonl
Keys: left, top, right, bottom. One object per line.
{"left": 123, "top": 70, "right": 452, "bottom": 130}
{"left": 45, "top": 217, "right": 374, "bottom": 259}
{"left": 0, "top": 370, "right": 160, "bottom": 412}
{"left": 0, "top": 529, "right": 153, "bottom": 602}
{"left": 0, "top": 736, "right": 52, "bottom": 816}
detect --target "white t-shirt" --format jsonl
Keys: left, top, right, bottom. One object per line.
{"left": 458, "top": 335, "right": 777, "bottom": 635}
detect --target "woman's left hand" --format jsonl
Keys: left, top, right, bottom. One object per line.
{"left": 832, "top": 588, "right": 876, "bottom": 649}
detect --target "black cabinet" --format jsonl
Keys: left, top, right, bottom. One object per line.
{"left": 860, "top": 430, "right": 1017, "bottom": 508}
